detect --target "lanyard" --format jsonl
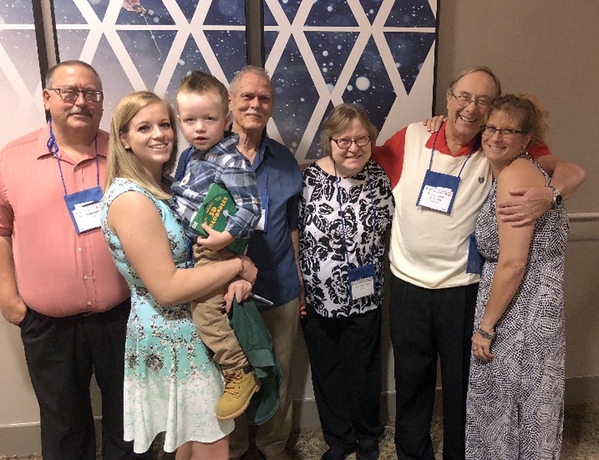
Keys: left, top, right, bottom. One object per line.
{"left": 428, "top": 126, "right": 479, "bottom": 178}
{"left": 47, "top": 119, "right": 100, "bottom": 195}
{"left": 333, "top": 162, "right": 377, "bottom": 267}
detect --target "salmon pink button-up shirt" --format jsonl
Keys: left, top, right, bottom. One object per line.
{"left": 0, "top": 124, "right": 129, "bottom": 317}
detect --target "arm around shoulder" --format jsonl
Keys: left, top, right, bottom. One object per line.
{"left": 534, "top": 153, "right": 585, "bottom": 201}
{"left": 107, "top": 190, "right": 246, "bottom": 305}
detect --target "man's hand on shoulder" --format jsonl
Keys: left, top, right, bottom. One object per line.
{"left": 497, "top": 186, "right": 553, "bottom": 227}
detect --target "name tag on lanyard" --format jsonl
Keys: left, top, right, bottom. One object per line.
{"left": 416, "top": 169, "right": 460, "bottom": 214}
{"left": 64, "top": 186, "right": 103, "bottom": 234}
{"left": 348, "top": 263, "right": 375, "bottom": 302}
{"left": 48, "top": 121, "right": 102, "bottom": 234}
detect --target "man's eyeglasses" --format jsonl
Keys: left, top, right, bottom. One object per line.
{"left": 450, "top": 91, "right": 491, "bottom": 108}
{"left": 47, "top": 87, "right": 103, "bottom": 103}
{"left": 331, "top": 135, "right": 370, "bottom": 149}
{"left": 482, "top": 125, "right": 525, "bottom": 137}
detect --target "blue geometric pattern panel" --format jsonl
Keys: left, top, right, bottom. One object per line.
{"left": 52, "top": 0, "right": 247, "bottom": 133}
{"left": 264, "top": 0, "right": 437, "bottom": 161}
{"left": 0, "top": 1, "right": 47, "bottom": 148}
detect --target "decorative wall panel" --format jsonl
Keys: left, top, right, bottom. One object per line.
{"left": 263, "top": 0, "right": 437, "bottom": 161}
{"left": 0, "top": 1, "right": 46, "bottom": 149}
{"left": 53, "top": 0, "right": 247, "bottom": 132}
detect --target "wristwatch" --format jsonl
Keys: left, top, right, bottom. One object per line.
{"left": 548, "top": 185, "right": 563, "bottom": 208}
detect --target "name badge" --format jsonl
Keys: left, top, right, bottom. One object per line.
{"left": 416, "top": 169, "right": 460, "bottom": 214}
{"left": 64, "top": 186, "right": 103, "bottom": 234}
{"left": 348, "top": 263, "right": 375, "bottom": 302}
{"left": 255, "top": 193, "right": 269, "bottom": 232}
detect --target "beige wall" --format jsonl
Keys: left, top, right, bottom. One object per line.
{"left": 433, "top": 0, "right": 599, "bottom": 393}
{"left": 2, "top": 0, "right": 599, "bottom": 455}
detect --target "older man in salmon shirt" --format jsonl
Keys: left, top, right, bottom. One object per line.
{"left": 0, "top": 60, "right": 151, "bottom": 460}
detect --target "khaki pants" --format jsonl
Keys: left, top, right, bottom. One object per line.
{"left": 229, "top": 297, "right": 300, "bottom": 457}
{"left": 190, "top": 244, "right": 248, "bottom": 372}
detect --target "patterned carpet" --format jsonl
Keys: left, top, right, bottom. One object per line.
{"left": 2, "top": 404, "right": 599, "bottom": 459}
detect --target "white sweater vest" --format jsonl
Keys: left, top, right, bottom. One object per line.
{"left": 389, "top": 123, "right": 492, "bottom": 289}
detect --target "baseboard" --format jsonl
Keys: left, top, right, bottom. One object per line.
{"left": 0, "top": 418, "right": 102, "bottom": 457}
{"left": 2, "top": 376, "right": 598, "bottom": 455}
{"left": 291, "top": 375, "right": 599, "bottom": 430}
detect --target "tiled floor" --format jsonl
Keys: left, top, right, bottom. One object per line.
{"left": 2, "top": 403, "right": 599, "bottom": 459}
{"left": 287, "top": 404, "right": 599, "bottom": 459}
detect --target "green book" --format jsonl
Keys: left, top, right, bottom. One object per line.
{"left": 189, "top": 183, "right": 248, "bottom": 255}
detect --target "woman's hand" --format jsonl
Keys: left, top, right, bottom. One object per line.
{"left": 224, "top": 278, "right": 253, "bottom": 313}
{"left": 472, "top": 328, "right": 495, "bottom": 362}
{"left": 422, "top": 115, "right": 446, "bottom": 133}
{"left": 238, "top": 255, "right": 258, "bottom": 286}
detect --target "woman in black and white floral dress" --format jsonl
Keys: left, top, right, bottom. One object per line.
{"left": 299, "top": 104, "right": 394, "bottom": 460}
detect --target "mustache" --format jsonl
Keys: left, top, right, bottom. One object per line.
{"left": 68, "top": 108, "right": 93, "bottom": 117}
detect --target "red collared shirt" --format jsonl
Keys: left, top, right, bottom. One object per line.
{"left": 373, "top": 122, "right": 551, "bottom": 188}
{"left": 0, "top": 124, "right": 129, "bottom": 317}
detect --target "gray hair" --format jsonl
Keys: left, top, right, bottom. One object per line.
{"left": 45, "top": 60, "right": 102, "bottom": 89}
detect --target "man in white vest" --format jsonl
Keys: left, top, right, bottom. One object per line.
{"left": 372, "top": 66, "right": 584, "bottom": 460}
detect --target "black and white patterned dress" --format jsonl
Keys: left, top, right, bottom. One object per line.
{"left": 466, "top": 154, "right": 569, "bottom": 459}
{"left": 298, "top": 159, "right": 394, "bottom": 318}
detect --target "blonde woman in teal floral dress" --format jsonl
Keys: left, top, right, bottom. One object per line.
{"left": 101, "top": 91, "right": 257, "bottom": 459}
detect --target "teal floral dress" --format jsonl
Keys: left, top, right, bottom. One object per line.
{"left": 101, "top": 178, "right": 233, "bottom": 453}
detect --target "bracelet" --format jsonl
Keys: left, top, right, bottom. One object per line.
{"left": 476, "top": 326, "right": 495, "bottom": 341}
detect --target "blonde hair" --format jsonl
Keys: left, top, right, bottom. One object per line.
{"left": 485, "top": 93, "right": 549, "bottom": 147}
{"left": 320, "top": 103, "right": 378, "bottom": 157}
{"left": 176, "top": 70, "right": 229, "bottom": 116}
{"left": 106, "top": 91, "right": 178, "bottom": 200}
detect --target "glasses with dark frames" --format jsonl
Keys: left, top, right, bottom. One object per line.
{"left": 331, "top": 135, "right": 371, "bottom": 149}
{"left": 450, "top": 91, "right": 491, "bottom": 108}
{"left": 47, "top": 87, "right": 103, "bottom": 103}
{"left": 482, "top": 125, "right": 525, "bottom": 137}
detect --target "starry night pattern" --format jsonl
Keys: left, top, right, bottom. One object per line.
{"left": 305, "top": 1, "right": 358, "bottom": 27}
{"left": 264, "top": 0, "right": 302, "bottom": 26}
{"left": 205, "top": 0, "right": 246, "bottom": 26}
{"left": 342, "top": 37, "right": 395, "bottom": 136}
{"left": 162, "top": 36, "right": 211, "bottom": 106}
{"left": 305, "top": 32, "right": 358, "bottom": 90}
{"left": 359, "top": 0, "right": 386, "bottom": 24}
{"left": 386, "top": 31, "right": 436, "bottom": 93}
{"left": 0, "top": 0, "right": 48, "bottom": 146}
{"left": 45, "top": 0, "right": 246, "bottom": 133}
{"left": 270, "top": 35, "right": 319, "bottom": 153}
{"left": 385, "top": 0, "right": 436, "bottom": 27}
{"left": 205, "top": 30, "right": 247, "bottom": 81}
{"left": 0, "top": 0, "right": 34, "bottom": 23}
{"left": 265, "top": 0, "right": 437, "bottom": 161}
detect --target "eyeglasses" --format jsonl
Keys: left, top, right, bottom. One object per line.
{"left": 47, "top": 87, "right": 103, "bottom": 103}
{"left": 482, "top": 125, "right": 525, "bottom": 137}
{"left": 449, "top": 91, "right": 491, "bottom": 108}
{"left": 331, "top": 135, "right": 370, "bottom": 149}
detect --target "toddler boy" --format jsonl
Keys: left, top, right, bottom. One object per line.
{"left": 171, "top": 71, "right": 261, "bottom": 421}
